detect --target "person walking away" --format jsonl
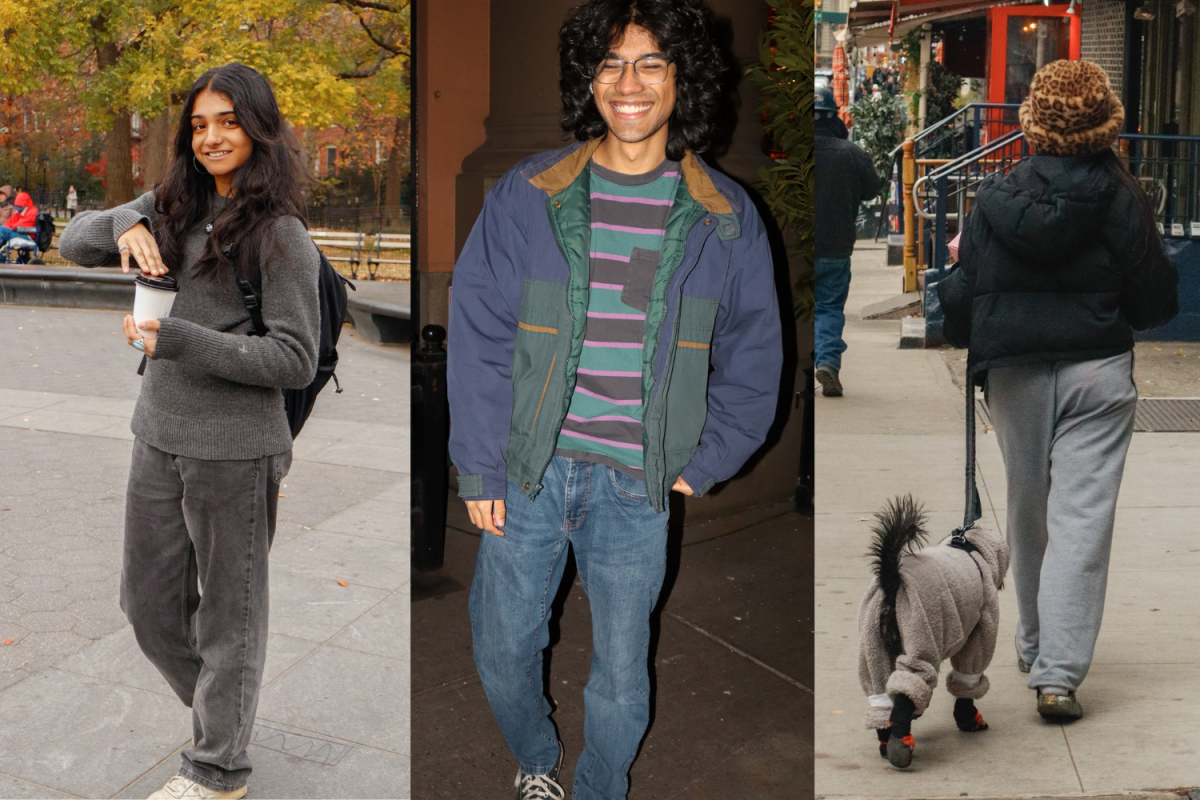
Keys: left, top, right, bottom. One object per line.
{"left": 66, "top": 185, "right": 78, "bottom": 218}
{"left": 447, "top": 1, "right": 783, "bottom": 797}
{"left": 0, "top": 190, "right": 40, "bottom": 251}
{"left": 59, "top": 62, "right": 321, "bottom": 799}
{"left": 813, "top": 83, "right": 881, "bottom": 396}
{"left": 938, "top": 59, "right": 1177, "bottom": 721}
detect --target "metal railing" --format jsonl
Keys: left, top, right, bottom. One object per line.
{"left": 1120, "top": 134, "right": 1200, "bottom": 237}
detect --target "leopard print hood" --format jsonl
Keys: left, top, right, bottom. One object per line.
{"left": 1019, "top": 60, "right": 1124, "bottom": 157}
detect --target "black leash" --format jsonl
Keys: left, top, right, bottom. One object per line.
{"left": 951, "top": 365, "right": 983, "bottom": 551}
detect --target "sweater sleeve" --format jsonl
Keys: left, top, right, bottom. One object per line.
{"left": 855, "top": 146, "right": 883, "bottom": 203}
{"left": 58, "top": 191, "right": 158, "bottom": 267}
{"left": 151, "top": 217, "right": 321, "bottom": 389}
{"left": 938, "top": 210, "right": 981, "bottom": 349}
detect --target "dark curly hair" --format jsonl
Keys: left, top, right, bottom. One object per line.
{"left": 559, "top": 0, "right": 728, "bottom": 161}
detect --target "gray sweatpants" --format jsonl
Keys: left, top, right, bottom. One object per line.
{"left": 120, "top": 439, "right": 290, "bottom": 791}
{"left": 986, "top": 352, "right": 1136, "bottom": 694}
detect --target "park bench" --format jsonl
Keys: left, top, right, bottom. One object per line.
{"left": 308, "top": 229, "right": 365, "bottom": 277}
{"left": 365, "top": 233, "right": 410, "bottom": 280}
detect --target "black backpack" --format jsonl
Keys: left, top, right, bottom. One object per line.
{"left": 235, "top": 248, "right": 355, "bottom": 437}
{"left": 34, "top": 212, "right": 54, "bottom": 252}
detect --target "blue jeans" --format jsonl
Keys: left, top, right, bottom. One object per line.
{"left": 815, "top": 256, "right": 853, "bottom": 370}
{"left": 469, "top": 456, "right": 669, "bottom": 800}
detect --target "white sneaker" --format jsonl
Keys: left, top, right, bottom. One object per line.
{"left": 147, "top": 775, "right": 247, "bottom": 799}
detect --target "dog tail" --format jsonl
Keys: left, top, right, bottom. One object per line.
{"left": 869, "top": 494, "right": 927, "bottom": 661}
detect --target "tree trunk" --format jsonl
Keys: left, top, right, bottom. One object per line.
{"left": 95, "top": 37, "right": 134, "bottom": 208}
{"left": 142, "top": 110, "right": 174, "bottom": 190}
{"left": 384, "top": 115, "right": 408, "bottom": 227}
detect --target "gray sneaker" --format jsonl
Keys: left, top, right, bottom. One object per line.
{"left": 815, "top": 365, "right": 843, "bottom": 397}
{"left": 514, "top": 744, "right": 565, "bottom": 800}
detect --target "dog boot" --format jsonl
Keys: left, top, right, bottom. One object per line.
{"left": 875, "top": 728, "right": 889, "bottom": 758}
{"left": 953, "top": 697, "right": 989, "bottom": 732}
{"left": 886, "top": 694, "right": 916, "bottom": 768}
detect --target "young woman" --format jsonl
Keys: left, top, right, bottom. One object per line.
{"left": 939, "top": 59, "right": 1177, "bottom": 722}
{"left": 59, "top": 63, "right": 320, "bottom": 800}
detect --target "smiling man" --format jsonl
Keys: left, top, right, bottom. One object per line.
{"left": 447, "top": 1, "right": 782, "bottom": 798}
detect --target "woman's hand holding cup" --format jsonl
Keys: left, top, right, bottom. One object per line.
{"left": 123, "top": 315, "right": 159, "bottom": 356}
{"left": 117, "top": 223, "right": 168, "bottom": 276}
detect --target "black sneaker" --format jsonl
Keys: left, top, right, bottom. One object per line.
{"left": 815, "top": 365, "right": 843, "bottom": 397}
{"left": 514, "top": 744, "right": 565, "bottom": 800}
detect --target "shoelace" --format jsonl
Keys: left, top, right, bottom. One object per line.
{"left": 518, "top": 772, "right": 565, "bottom": 800}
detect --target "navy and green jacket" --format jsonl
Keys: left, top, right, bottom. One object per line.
{"left": 447, "top": 139, "right": 783, "bottom": 513}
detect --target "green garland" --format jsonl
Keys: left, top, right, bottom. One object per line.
{"left": 745, "top": 0, "right": 814, "bottom": 321}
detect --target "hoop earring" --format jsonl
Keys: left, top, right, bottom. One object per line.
{"left": 193, "top": 155, "right": 207, "bottom": 174}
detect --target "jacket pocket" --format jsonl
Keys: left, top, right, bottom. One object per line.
{"left": 510, "top": 279, "right": 567, "bottom": 439}
{"left": 663, "top": 294, "right": 720, "bottom": 475}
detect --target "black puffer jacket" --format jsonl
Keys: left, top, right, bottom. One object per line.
{"left": 938, "top": 153, "right": 1177, "bottom": 380}
{"left": 815, "top": 117, "right": 882, "bottom": 258}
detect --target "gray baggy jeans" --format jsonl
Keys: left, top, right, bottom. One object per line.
{"left": 120, "top": 438, "right": 290, "bottom": 791}
{"left": 986, "top": 351, "right": 1136, "bottom": 694}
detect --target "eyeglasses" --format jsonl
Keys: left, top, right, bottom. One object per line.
{"left": 592, "top": 55, "right": 674, "bottom": 85}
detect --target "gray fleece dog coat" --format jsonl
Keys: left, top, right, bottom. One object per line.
{"left": 858, "top": 524, "right": 1010, "bottom": 730}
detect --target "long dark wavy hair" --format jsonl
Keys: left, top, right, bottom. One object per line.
{"left": 559, "top": 0, "right": 728, "bottom": 161}
{"left": 154, "top": 63, "right": 307, "bottom": 282}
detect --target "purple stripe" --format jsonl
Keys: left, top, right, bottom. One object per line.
{"left": 567, "top": 413, "right": 641, "bottom": 423}
{"left": 591, "top": 222, "right": 666, "bottom": 235}
{"left": 590, "top": 251, "right": 631, "bottom": 262}
{"left": 590, "top": 282, "right": 623, "bottom": 290}
{"left": 662, "top": 171, "right": 681, "bottom": 178}
{"left": 591, "top": 192, "right": 674, "bottom": 206}
{"left": 587, "top": 311, "right": 645, "bottom": 320}
{"left": 578, "top": 367, "right": 641, "bottom": 377}
{"left": 584, "top": 340, "right": 643, "bottom": 349}
{"left": 575, "top": 387, "right": 642, "bottom": 405}
{"left": 558, "top": 430, "right": 644, "bottom": 451}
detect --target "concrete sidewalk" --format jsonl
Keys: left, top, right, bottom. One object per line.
{"left": 0, "top": 305, "right": 410, "bottom": 799}
{"left": 815, "top": 243, "right": 1200, "bottom": 799}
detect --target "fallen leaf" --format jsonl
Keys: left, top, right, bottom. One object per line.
{"left": 832, "top": 710, "right": 844, "bottom": 714}
{"left": 278, "top": 494, "right": 288, "bottom": 498}
{"left": 1151, "top": 608, "right": 1160, "bottom": 611}
{"left": 1156, "top": 347, "right": 1163, "bottom": 351}
{"left": 858, "top": 517, "right": 869, "bottom": 521}
{"left": 1176, "top": 349, "right": 1185, "bottom": 355}
{"left": 337, "top": 580, "right": 349, "bottom": 587}
{"left": 0, "top": 508, "right": 9, "bottom": 511}
{"left": 1, "top": 639, "right": 12, "bottom": 645}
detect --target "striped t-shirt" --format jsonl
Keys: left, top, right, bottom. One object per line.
{"left": 554, "top": 158, "right": 681, "bottom": 477}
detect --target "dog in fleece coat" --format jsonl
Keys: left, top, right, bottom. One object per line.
{"left": 858, "top": 495, "right": 1010, "bottom": 768}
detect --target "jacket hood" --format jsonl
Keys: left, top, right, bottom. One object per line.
{"left": 975, "top": 156, "right": 1116, "bottom": 266}
{"left": 13, "top": 192, "right": 33, "bottom": 208}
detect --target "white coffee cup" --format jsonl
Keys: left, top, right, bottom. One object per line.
{"left": 133, "top": 274, "right": 179, "bottom": 339}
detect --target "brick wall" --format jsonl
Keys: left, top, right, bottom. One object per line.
{"left": 1081, "top": 0, "right": 1126, "bottom": 98}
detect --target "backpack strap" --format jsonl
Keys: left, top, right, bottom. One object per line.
{"left": 225, "top": 244, "right": 269, "bottom": 337}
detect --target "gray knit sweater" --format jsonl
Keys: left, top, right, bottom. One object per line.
{"left": 59, "top": 191, "right": 320, "bottom": 460}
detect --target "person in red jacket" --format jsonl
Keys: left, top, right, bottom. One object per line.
{"left": 0, "top": 191, "right": 39, "bottom": 250}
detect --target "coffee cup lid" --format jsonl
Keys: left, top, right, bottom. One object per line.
{"left": 134, "top": 274, "right": 179, "bottom": 292}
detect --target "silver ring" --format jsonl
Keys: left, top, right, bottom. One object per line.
{"left": 119, "top": 244, "right": 130, "bottom": 252}
{"left": 132, "top": 338, "right": 146, "bottom": 351}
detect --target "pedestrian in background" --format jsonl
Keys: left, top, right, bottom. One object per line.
{"left": 59, "top": 62, "right": 321, "bottom": 800}
{"left": 813, "top": 83, "right": 881, "bottom": 396}
{"left": 66, "top": 184, "right": 78, "bottom": 218}
{"left": 938, "top": 59, "right": 1177, "bottom": 721}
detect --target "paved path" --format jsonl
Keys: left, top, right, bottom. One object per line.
{"left": 815, "top": 243, "right": 1200, "bottom": 799}
{"left": 0, "top": 306, "right": 409, "bottom": 799}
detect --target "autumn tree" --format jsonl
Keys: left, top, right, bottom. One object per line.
{"left": 0, "top": 0, "right": 409, "bottom": 207}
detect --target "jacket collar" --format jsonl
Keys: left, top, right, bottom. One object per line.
{"left": 525, "top": 138, "right": 734, "bottom": 215}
